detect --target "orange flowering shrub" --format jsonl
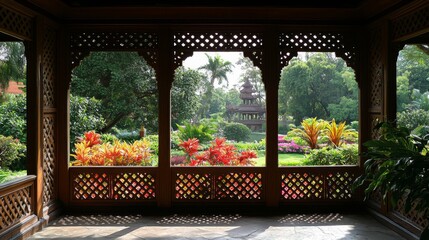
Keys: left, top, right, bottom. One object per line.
{"left": 179, "top": 137, "right": 257, "bottom": 166}
{"left": 71, "top": 131, "right": 153, "bottom": 166}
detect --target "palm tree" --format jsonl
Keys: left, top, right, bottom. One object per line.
{"left": 197, "top": 53, "right": 233, "bottom": 118}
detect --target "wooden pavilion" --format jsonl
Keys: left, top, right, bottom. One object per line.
{"left": 0, "top": 0, "right": 428, "bottom": 239}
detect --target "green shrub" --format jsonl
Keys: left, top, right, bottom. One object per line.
{"left": 233, "top": 141, "right": 265, "bottom": 151}
{"left": 0, "top": 94, "right": 26, "bottom": 143}
{"left": 304, "top": 144, "right": 358, "bottom": 165}
{"left": 223, "top": 123, "right": 251, "bottom": 142}
{"left": 100, "top": 133, "right": 118, "bottom": 144}
{"left": 144, "top": 134, "right": 159, "bottom": 156}
{"left": 116, "top": 130, "right": 140, "bottom": 143}
{"left": 70, "top": 95, "right": 106, "bottom": 143}
{"left": 397, "top": 109, "right": 429, "bottom": 131}
{"left": 0, "top": 135, "right": 26, "bottom": 170}
{"left": 177, "top": 121, "right": 216, "bottom": 143}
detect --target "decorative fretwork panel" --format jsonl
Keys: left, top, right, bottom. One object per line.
{"left": 113, "top": 172, "right": 156, "bottom": 200}
{"left": 392, "top": 6, "right": 429, "bottom": 40}
{"left": 70, "top": 32, "right": 158, "bottom": 69}
{"left": 0, "top": 6, "right": 33, "bottom": 39}
{"left": 216, "top": 173, "right": 263, "bottom": 200}
{"left": 43, "top": 115, "right": 56, "bottom": 205}
{"left": 280, "top": 167, "right": 358, "bottom": 201}
{"left": 393, "top": 198, "right": 429, "bottom": 231}
{"left": 43, "top": 28, "right": 56, "bottom": 108}
{"left": 0, "top": 185, "right": 32, "bottom": 230}
{"left": 281, "top": 173, "right": 324, "bottom": 200}
{"left": 369, "top": 28, "right": 383, "bottom": 111}
{"left": 278, "top": 32, "right": 357, "bottom": 69}
{"left": 173, "top": 32, "right": 263, "bottom": 68}
{"left": 326, "top": 171, "right": 355, "bottom": 200}
{"left": 175, "top": 173, "right": 212, "bottom": 200}
{"left": 72, "top": 173, "right": 110, "bottom": 200}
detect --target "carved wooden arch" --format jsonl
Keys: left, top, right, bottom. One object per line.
{"left": 278, "top": 31, "right": 359, "bottom": 85}
{"left": 173, "top": 31, "right": 264, "bottom": 72}
{"left": 69, "top": 31, "right": 159, "bottom": 84}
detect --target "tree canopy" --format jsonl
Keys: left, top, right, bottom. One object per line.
{"left": 0, "top": 42, "right": 26, "bottom": 94}
{"left": 278, "top": 52, "right": 358, "bottom": 124}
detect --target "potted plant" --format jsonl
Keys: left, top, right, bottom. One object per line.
{"left": 353, "top": 121, "right": 429, "bottom": 239}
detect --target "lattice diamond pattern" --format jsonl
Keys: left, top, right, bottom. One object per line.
{"left": 0, "top": 186, "right": 32, "bottom": 230}
{"left": 0, "top": 6, "right": 33, "bottom": 39}
{"left": 70, "top": 32, "right": 158, "bottom": 69}
{"left": 43, "top": 115, "right": 56, "bottom": 205}
{"left": 175, "top": 173, "right": 212, "bottom": 200}
{"left": 394, "top": 198, "right": 429, "bottom": 230}
{"left": 216, "top": 173, "right": 263, "bottom": 200}
{"left": 72, "top": 173, "right": 109, "bottom": 200}
{"left": 281, "top": 173, "right": 324, "bottom": 200}
{"left": 326, "top": 172, "right": 355, "bottom": 200}
{"left": 369, "top": 28, "right": 383, "bottom": 110}
{"left": 174, "top": 32, "right": 263, "bottom": 50}
{"left": 279, "top": 32, "right": 357, "bottom": 69}
{"left": 113, "top": 173, "right": 156, "bottom": 200}
{"left": 392, "top": 6, "right": 429, "bottom": 40}
{"left": 43, "top": 28, "right": 56, "bottom": 108}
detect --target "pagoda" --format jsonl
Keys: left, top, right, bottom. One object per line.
{"left": 227, "top": 79, "right": 265, "bottom": 131}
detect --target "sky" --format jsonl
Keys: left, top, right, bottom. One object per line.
{"left": 182, "top": 51, "right": 245, "bottom": 89}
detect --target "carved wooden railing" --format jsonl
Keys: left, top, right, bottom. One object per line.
{"left": 0, "top": 175, "right": 37, "bottom": 239}
{"left": 279, "top": 166, "right": 360, "bottom": 203}
{"left": 69, "top": 167, "right": 157, "bottom": 206}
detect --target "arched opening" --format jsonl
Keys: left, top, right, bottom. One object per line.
{"left": 171, "top": 51, "right": 266, "bottom": 167}
{"left": 278, "top": 52, "right": 359, "bottom": 167}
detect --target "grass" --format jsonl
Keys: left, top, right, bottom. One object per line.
{"left": 253, "top": 152, "right": 306, "bottom": 166}
{"left": 0, "top": 170, "right": 27, "bottom": 184}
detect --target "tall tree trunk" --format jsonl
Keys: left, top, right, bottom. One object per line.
{"left": 101, "top": 111, "right": 130, "bottom": 133}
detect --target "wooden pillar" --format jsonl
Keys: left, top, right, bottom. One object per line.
{"left": 57, "top": 26, "right": 70, "bottom": 207}
{"left": 157, "top": 28, "right": 174, "bottom": 208}
{"left": 264, "top": 28, "right": 280, "bottom": 207}
{"left": 26, "top": 16, "right": 44, "bottom": 218}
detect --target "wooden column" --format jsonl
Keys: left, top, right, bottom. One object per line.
{"left": 26, "top": 16, "right": 44, "bottom": 218}
{"left": 57, "top": 26, "right": 70, "bottom": 207}
{"left": 263, "top": 28, "right": 280, "bottom": 207}
{"left": 157, "top": 28, "right": 174, "bottom": 207}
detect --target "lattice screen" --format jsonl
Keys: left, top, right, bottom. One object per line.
{"left": 281, "top": 168, "right": 357, "bottom": 201}
{"left": 43, "top": 115, "right": 56, "bottom": 205}
{"left": 113, "top": 172, "right": 155, "bottom": 200}
{"left": 0, "top": 5, "right": 33, "bottom": 39}
{"left": 71, "top": 170, "right": 156, "bottom": 201}
{"left": 42, "top": 27, "right": 57, "bottom": 206}
{"left": 278, "top": 32, "right": 357, "bottom": 69}
{"left": 0, "top": 185, "right": 32, "bottom": 230}
{"left": 368, "top": 28, "right": 383, "bottom": 112}
{"left": 281, "top": 173, "right": 324, "bottom": 200}
{"left": 174, "top": 172, "right": 263, "bottom": 201}
{"left": 393, "top": 198, "right": 429, "bottom": 231}
{"left": 173, "top": 32, "right": 263, "bottom": 69}
{"left": 70, "top": 32, "right": 158, "bottom": 69}
{"left": 72, "top": 172, "right": 110, "bottom": 200}
{"left": 392, "top": 6, "right": 429, "bottom": 40}
{"left": 43, "top": 28, "right": 56, "bottom": 108}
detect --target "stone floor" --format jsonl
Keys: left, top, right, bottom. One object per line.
{"left": 29, "top": 211, "right": 405, "bottom": 240}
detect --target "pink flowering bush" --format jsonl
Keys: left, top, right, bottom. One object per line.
{"left": 278, "top": 140, "right": 304, "bottom": 153}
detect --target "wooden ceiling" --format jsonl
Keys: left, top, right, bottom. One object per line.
{"left": 20, "top": 0, "right": 412, "bottom": 24}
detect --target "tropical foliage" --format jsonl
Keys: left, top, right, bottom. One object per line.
{"left": 353, "top": 122, "right": 429, "bottom": 239}
{"left": 177, "top": 137, "right": 257, "bottom": 166}
{"left": 324, "top": 119, "right": 358, "bottom": 147}
{"left": 290, "top": 117, "right": 326, "bottom": 149}
{"left": 71, "top": 131, "right": 153, "bottom": 166}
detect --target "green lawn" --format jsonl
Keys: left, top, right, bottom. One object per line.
{"left": 254, "top": 152, "right": 305, "bottom": 166}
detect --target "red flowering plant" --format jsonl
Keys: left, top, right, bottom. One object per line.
{"left": 178, "top": 137, "right": 257, "bottom": 166}
{"left": 70, "top": 131, "right": 153, "bottom": 166}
